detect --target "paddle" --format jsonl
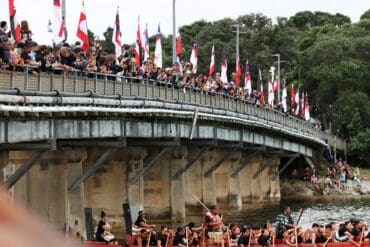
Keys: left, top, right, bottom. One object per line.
{"left": 147, "top": 231, "right": 152, "bottom": 247}
{"left": 359, "top": 225, "right": 365, "bottom": 247}
{"left": 186, "top": 227, "right": 189, "bottom": 247}
{"left": 296, "top": 207, "right": 305, "bottom": 225}
{"left": 247, "top": 230, "right": 252, "bottom": 247}
{"left": 192, "top": 194, "right": 211, "bottom": 211}
{"left": 322, "top": 231, "right": 335, "bottom": 247}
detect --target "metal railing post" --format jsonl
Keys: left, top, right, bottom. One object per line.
{"left": 73, "top": 71, "right": 77, "bottom": 93}
{"left": 104, "top": 74, "right": 108, "bottom": 95}
{"left": 38, "top": 72, "right": 41, "bottom": 91}
{"left": 50, "top": 71, "right": 54, "bottom": 91}
{"left": 145, "top": 79, "right": 148, "bottom": 98}
{"left": 94, "top": 73, "right": 97, "bottom": 93}
{"left": 62, "top": 70, "right": 66, "bottom": 92}
{"left": 10, "top": 71, "right": 14, "bottom": 89}
{"left": 24, "top": 67, "right": 29, "bottom": 90}
{"left": 83, "top": 74, "right": 87, "bottom": 92}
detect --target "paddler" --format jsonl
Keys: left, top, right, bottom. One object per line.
{"left": 276, "top": 206, "right": 295, "bottom": 230}
{"left": 204, "top": 205, "right": 225, "bottom": 247}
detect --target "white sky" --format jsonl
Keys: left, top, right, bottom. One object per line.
{"left": 1, "top": 0, "right": 369, "bottom": 45}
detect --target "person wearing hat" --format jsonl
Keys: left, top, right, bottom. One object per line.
{"left": 135, "top": 210, "right": 155, "bottom": 229}
{"left": 95, "top": 211, "right": 118, "bottom": 245}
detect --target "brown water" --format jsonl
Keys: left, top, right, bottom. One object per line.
{"left": 149, "top": 197, "right": 370, "bottom": 229}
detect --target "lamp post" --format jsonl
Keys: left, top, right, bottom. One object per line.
{"left": 62, "top": 0, "right": 67, "bottom": 41}
{"left": 231, "top": 24, "right": 246, "bottom": 67}
{"left": 172, "top": 0, "right": 177, "bottom": 64}
{"left": 272, "top": 54, "right": 281, "bottom": 102}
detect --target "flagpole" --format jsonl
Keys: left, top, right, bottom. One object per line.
{"left": 231, "top": 24, "right": 246, "bottom": 69}
{"left": 62, "top": 0, "right": 67, "bottom": 41}
{"left": 172, "top": 0, "right": 177, "bottom": 64}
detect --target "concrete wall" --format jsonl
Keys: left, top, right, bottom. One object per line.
{"left": 3, "top": 147, "right": 282, "bottom": 239}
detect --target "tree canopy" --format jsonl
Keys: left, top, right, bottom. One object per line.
{"left": 93, "top": 9, "right": 370, "bottom": 165}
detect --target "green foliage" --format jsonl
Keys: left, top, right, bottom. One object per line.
{"left": 92, "top": 10, "right": 370, "bottom": 165}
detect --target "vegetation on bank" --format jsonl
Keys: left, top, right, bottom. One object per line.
{"left": 89, "top": 9, "right": 370, "bottom": 166}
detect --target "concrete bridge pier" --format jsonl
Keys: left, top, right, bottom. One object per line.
{"left": 269, "top": 159, "right": 281, "bottom": 199}
{"left": 65, "top": 148, "right": 87, "bottom": 240}
{"left": 127, "top": 148, "right": 147, "bottom": 218}
{"left": 250, "top": 154, "right": 263, "bottom": 201}
{"left": 202, "top": 149, "right": 217, "bottom": 206}
{"left": 228, "top": 151, "right": 243, "bottom": 209}
{"left": 170, "top": 147, "right": 188, "bottom": 223}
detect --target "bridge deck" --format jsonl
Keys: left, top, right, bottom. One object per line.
{"left": 0, "top": 70, "right": 345, "bottom": 151}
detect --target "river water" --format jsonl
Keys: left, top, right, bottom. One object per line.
{"left": 152, "top": 197, "right": 370, "bottom": 228}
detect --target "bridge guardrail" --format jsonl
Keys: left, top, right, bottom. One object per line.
{"left": 0, "top": 68, "right": 346, "bottom": 151}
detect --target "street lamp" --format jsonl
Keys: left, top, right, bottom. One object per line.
{"left": 272, "top": 54, "right": 281, "bottom": 102}
{"left": 231, "top": 24, "right": 246, "bottom": 66}
{"left": 172, "top": 0, "right": 177, "bottom": 64}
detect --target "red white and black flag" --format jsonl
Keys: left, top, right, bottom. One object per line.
{"left": 176, "top": 29, "right": 182, "bottom": 57}
{"left": 154, "top": 24, "right": 162, "bottom": 68}
{"left": 76, "top": 1, "right": 89, "bottom": 52}
{"left": 190, "top": 37, "right": 198, "bottom": 74}
{"left": 244, "top": 60, "right": 252, "bottom": 95}
{"left": 235, "top": 56, "right": 242, "bottom": 87}
{"left": 8, "top": 0, "right": 21, "bottom": 42}
{"left": 53, "top": 0, "right": 65, "bottom": 44}
{"left": 209, "top": 45, "right": 215, "bottom": 76}
{"left": 112, "top": 7, "right": 122, "bottom": 58}
{"left": 135, "top": 16, "right": 142, "bottom": 71}
{"left": 304, "top": 92, "right": 311, "bottom": 121}
{"left": 221, "top": 51, "right": 228, "bottom": 83}
{"left": 258, "top": 68, "right": 265, "bottom": 105}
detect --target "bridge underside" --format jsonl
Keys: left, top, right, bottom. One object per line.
{"left": 1, "top": 145, "right": 283, "bottom": 240}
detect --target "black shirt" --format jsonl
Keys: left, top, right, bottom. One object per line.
{"left": 96, "top": 220, "right": 106, "bottom": 242}
{"left": 135, "top": 216, "right": 146, "bottom": 227}
{"left": 60, "top": 53, "right": 76, "bottom": 67}
{"left": 156, "top": 233, "right": 168, "bottom": 246}
{"left": 173, "top": 234, "right": 186, "bottom": 246}
{"left": 315, "top": 235, "right": 327, "bottom": 243}
{"left": 258, "top": 236, "right": 271, "bottom": 247}
{"left": 238, "top": 236, "right": 250, "bottom": 245}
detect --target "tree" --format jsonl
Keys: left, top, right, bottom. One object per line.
{"left": 360, "top": 8, "right": 370, "bottom": 20}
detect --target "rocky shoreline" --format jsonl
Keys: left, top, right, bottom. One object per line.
{"left": 281, "top": 179, "right": 370, "bottom": 197}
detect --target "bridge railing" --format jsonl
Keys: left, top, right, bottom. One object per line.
{"left": 0, "top": 68, "right": 346, "bottom": 151}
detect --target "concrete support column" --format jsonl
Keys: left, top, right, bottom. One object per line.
{"left": 0, "top": 151, "right": 9, "bottom": 183}
{"left": 170, "top": 147, "right": 187, "bottom": 223}
{"left": 127, "top": 148, "right": 147, "bottom": 218}
{"left": 250, "top": 154, "right": 263, "bottom": 201}
{"left": 269, "top": 158, "right": 281, "bottom": 199}
{"left": 8, "top": 151, "right": 34, "bottom": 205}
{"left": 229, "top": 151, "right": 242, "bottom": 208}
{"left": 47, "top": 151, "right": 67, "bottom": 231}
{"left": 65, "top": 148, "right": 87, "bottom": 241}
{"left": 202, "top": 149, "right": 217, "bottom": 206}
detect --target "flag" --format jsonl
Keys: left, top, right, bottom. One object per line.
{"left": 154, "top": 24, "right": 162, "bottom": 68}
{"left": 76, "top": 1, "right": 89, "bottom": 52}
{"left": 112, "top": 8, "right": 122, "bottom": 58}
{"left": 190, "top": 37, "right": 198, "bottom": 74}
{"left": 135, "top": 16, "right": 142, "bottom": 71}
{"left": 258, "top": 69, "right": 265, "bottom": 104}
{"left": 282, "top": 80, "right": 287, "bottom": 113}
{"left": 47, "top": 19, "right": 53, "bottom": 33}
{"left": 301, "top": 91, "right": 305, "bottom": 119}
{"left": 143, "top": 24, "right": 149, "bottom": 62}
{"left": 235, "top": 56, "right": 241, "bottom": 87}
{"left": 209, "top": 45, "right": 215, "bottom": 76}
{"left": 8, "top": 0, "right": 21, "bottom": 42}
{"left": 176, "top": 29, "right": 182, "bottom": 56}
{"left": 53, "top": 0, "right": 65, "bottom": 44}
{"left": 177, "top": 56, "right": 183, "bottom": 74}
{"left": 244, "top": 60, "right": 252, "bottom": 95}
{"left": 304, "top": 92, "right": 311, "bottom": 121}
{"left": 221, "top": 51, "right": 228, "bottom": 83}
{"left": 273, "top": 75, "right": 279, "bottom": 92}
{"left": 268, "top": 68, "right": 275, "bottom": 106}
{"left": 294, "top": 88, "right": 300, "bottom": 116}
{"left": 291, "top": 85, "right": 296, "bottom": 108}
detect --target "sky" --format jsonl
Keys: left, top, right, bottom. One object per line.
{"left": 1, "top": 0, "right": 369, "bottom": 45}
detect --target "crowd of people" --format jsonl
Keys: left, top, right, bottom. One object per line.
{"left": 0, "top": 20, "right": 293, "bottom": 112}
{"left": 96, "top": 206, "right": 370, "bottom": 247}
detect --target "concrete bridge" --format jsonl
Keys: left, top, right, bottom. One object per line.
{"left": 0, "top": 70, "right": 345, "bottom": 240}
